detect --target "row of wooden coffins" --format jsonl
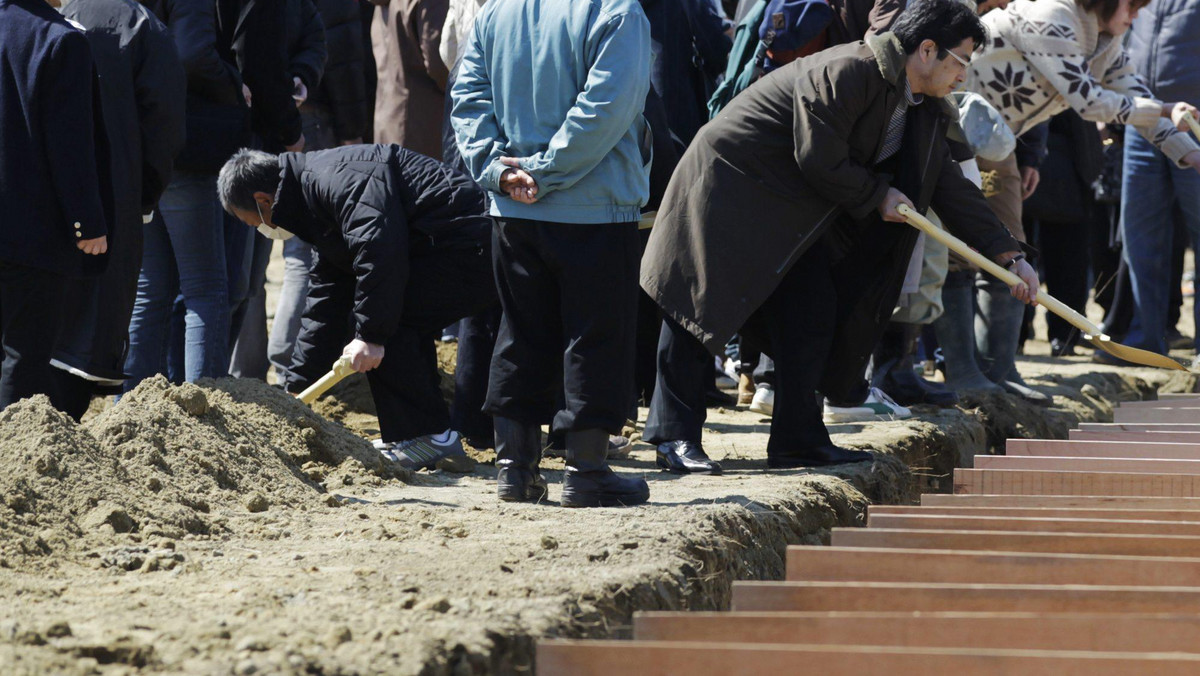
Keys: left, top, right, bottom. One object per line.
{"left": 539, "top": 392, "right": 1200, "bottom": 674}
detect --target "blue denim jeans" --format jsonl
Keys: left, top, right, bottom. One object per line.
{"left": 267, "top": 237, "right": 313, "bottom": 383}
{"left": 124, "top": 172, "right": 229, "bottom": 390}
{"left": 1121, "top": 132, "right": 1200, "bottom": 354}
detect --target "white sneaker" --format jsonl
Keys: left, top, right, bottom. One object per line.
{"left": 748, "top": 384, "right": 774, "bottom": 416}
{"left": 824, "top": 387, "right": 912, "bottom": 423}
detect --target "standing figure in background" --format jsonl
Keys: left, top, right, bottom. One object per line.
{"left": 49, "top": 0, "right": 187, "bottom": 418}
{"left": 372, "top": 0, "right": 449, "bottom": 160}
{"left": 1, "top": 0, "right": 110, "bottom": 411}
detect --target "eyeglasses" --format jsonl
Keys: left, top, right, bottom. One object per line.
{"left": 939, "top": 47, "right": 971, "bottom": 69}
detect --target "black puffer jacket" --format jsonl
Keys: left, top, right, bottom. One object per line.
{"left": 270, "top": 145, "right": 491, "bottom": 384}
{"left": 307, "top": 0, "right": 368, "bottom": 142}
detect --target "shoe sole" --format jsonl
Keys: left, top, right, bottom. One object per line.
{"left": 497, "top": 487, "right": 548, "bottom": 503}
{"left": 656, "top": 455, "right": 722, "bottom": 475}
{"left": 560, "top": 489, "right": 650, "bottom": 508}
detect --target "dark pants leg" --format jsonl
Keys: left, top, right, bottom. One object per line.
{"left": 485, "top": 218, "right": 639, "bottom": 436}
{"left": 643, "top": 317, "right": 710, "bottom": 444}
{"left": 372, "top": 243, "right": 497, "bottom": 442}
{"left": 452, "top": 307, "right": 501, "bottom": 443}
{"left": 47, "top": 368, "right": 95, "bottom": 421}
{"left": 1038, "top": 218, "right": 1090, "bottom": 344}
{"left": 0, "top": 263, "right": 67, "bottom": 411}
{"left": 744, "top": 241, "right": 838, "bottom": 457}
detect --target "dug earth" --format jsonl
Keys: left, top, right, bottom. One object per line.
{"left": 0, "top": 357, "right": 1194, "bottom": 675}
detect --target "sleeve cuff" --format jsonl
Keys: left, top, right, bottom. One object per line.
{"left": 480, "top": 160, "right": 506, "bottom": 194}
{"left": 71, "top": 218, "right": 106, "bottom": 240}
{"left": 847, "top": 179, "right": 890, "bottom": 220}
{"left": 1159, "top": 127, "right": 1200, "bottom": 168}
{"left": 1128, "top": 97, "right": 1163, "bottom": 130}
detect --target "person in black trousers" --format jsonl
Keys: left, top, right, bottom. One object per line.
{"left": 218, "top": 146, "right": 497, "bottom": 470}
{"left": 1, "top": 0, "right": 111, "bottom": 412}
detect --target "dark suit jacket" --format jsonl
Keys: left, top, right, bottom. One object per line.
{"left": 0, "top": 0, "right": 110, "bottom": 277}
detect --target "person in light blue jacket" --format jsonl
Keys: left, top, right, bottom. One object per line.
{"left": 451, "top": 0, "right": 653, "bottom": 509}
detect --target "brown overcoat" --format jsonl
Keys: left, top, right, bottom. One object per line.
{"left": 371, "top": 0, "right": 449, "bottom": 160}
{"left": 641, "top": 33, "right": 1020, "bottom": 361}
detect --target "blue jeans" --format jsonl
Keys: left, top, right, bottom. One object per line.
{"left": 1121, "top": 132, "right": 1200, "bottom": 354}
{"left": 267, "top": 237, "right": 313, "bottom": 383}
{"left": 125, "top": 172, "right": 229, "bottom": 390}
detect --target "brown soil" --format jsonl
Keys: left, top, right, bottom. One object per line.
{"left": 0, "top": 357, "right": 1195, "bottom": 675}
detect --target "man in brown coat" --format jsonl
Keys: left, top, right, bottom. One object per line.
{"left": 642, "top": 0, "right": 1040, "bottom": 470}
{"left": 371, "top": 0, "right": 449, "bottom": 160}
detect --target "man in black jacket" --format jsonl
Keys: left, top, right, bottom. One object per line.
{"left": 48, "top": 0, "right": 187, "bottom": 419}
{"left": 218, "top": 146, "right": 497, "bottom": 469}
{"left": 0, "top": 0, "right": 111, "bottom": 411}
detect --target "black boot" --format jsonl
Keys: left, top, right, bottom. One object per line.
{"left": 494, "top": 417, "right": 548, "bottom": 503}
{"left": 562, "top": 429, "right": 650, "bottom": 508}
{"left": 872, "top": 322, "right": 959, "bottom": 408}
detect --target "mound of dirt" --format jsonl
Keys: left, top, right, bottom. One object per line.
{"left": 0, "top": 376, "right": 403, "bottom": 566}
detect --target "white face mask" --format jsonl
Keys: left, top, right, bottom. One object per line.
{"left": 256, "top": 201, "right": 293, "bottom": 241}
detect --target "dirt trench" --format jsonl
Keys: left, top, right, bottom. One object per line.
{"left": 0, "top": 359, "right": 1194, "bottom": 675}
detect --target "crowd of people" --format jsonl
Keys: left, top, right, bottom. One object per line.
{"left": 1, "top": 0, "right": 1198, "bottom": 508}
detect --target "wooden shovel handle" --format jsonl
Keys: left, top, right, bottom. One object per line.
{"left": 897, "top": 204, "right": 1105, "bottom": 339}
{"left": 1185, "top": 111, "right": 1200, "bottom": 143}
{"left": 297, "top": 355, "right": 356, "bottom": 405}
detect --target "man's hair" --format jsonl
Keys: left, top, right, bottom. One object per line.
{"left": 1076, "top": 0, "right": 1151, "bottom": 21}
{"left": 217, "top": 149, "right": 282, "bottom": 213}
{"left": 891, "top": 0, "right": 989, "bottom": 56}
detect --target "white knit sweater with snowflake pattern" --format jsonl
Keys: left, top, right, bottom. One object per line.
{"left": 966, "top": 0, "right": 1198, "bottom": 166}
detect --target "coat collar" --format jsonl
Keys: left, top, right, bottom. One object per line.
{"left": 866, "top": 31, "right": 960, "bottom": 121}
{"left": 271, "top": 153, "right": 317, "bottom": 242}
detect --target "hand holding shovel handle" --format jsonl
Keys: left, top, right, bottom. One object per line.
{"left": 297, "top": 355, "right": 356, "bottom": 405}
{"left": 1185, "top": 111, "right": 1200, "bottom": 141}
{"left": 897, "top": 204, "right": 1187, "bottom": 371}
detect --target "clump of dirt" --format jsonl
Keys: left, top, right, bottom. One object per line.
{"left": 0, "top": 376, "right": 403, "bottom": 566}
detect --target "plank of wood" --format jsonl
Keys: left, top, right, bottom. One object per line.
{"left": 1070, "top": 430, "right": 1200, "bottom": 443}
{"left": 871, "top": 505, "right": 1200, "bottom": 521}
{"left": 732, "top": 580, "right": 1200, "bottom": 613}
{"left": 785, "top": 545, "right": 1200, "bottom": 586}
{"left": 954, "top": 468, "right": 1200, "bottom": 496}
{"left": 1118, "top": 400, "right": 1200, "bottom": 409}
{"left": 634, "top": 611, "right": 1200, "bottom": 653}
{"left": 1115, "top": 407, "right": 1200, "bottom": 424}
{"left": 1006, "top": 439, "right": 1200, "bottom": 459}
{"left": 538, "top": 640, "right": 1200, "bottom": 676}
{"left": 975, "top": 456, "right": 1200, "bottom": 474}
{"left": 866, "top": 513, "right": 1200, "bottom": 536}
{"left": 922, "top": 494, "right": 1200, "bottom": 509}
{"left": 831, "top": 527, "right": 1200, "bottom": 556}
{"left": 1159, "top": 393, "right": 1200, "bottom": 400}
{"left": 1078, "top": 423, "right": 1200, "bottom": 431}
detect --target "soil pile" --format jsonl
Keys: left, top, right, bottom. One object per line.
{"left": 0, "top": 376, "right": 397, "bottom": 565}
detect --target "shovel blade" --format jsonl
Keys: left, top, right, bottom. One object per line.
{"left": 1088, "top": 335, "right": 1189, "bottom": 371}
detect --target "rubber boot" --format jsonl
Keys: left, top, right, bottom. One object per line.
{"left": 561, "top": 429, "right": 650, "bottom": 508}
{"left": 872, "top": 322, "right": 959, "bottom": 407}
{"left": 976, "top": 276, "right": 1051, "bottom": 405}
{"left": 932, "top": 271, "right": 1003, "bottom": 393}
{"left": 494, "top": 417, "right": 548, "bottom": 503}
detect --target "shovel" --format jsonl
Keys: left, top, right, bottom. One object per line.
{"left": 1185, "top": 111, "right": 1200, "bottom": 141}
{"left": 297, "top": 355, "right": 357, "bottom": 405}
{"left": 897, "top": 204, "right": 1187, "bottom": 371}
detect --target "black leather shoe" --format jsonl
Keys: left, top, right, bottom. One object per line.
{"left": 767, "top": 445, "right": 874, "bottom": 469}
{"left": 1049, "top": 338, "right": 1077, "bottom": 357}
{"left": 656, "top": 440, "right": 722, "bottom": 475}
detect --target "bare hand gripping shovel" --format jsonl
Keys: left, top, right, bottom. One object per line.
{"left": 897, "top": 203, "right": 1187, "bottom": 371}
{"left": 298, "top": 355, "right": 357, "bottom": 405}
{"left": 1185, "top": 111, "right": 1200, "bottom": 141}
